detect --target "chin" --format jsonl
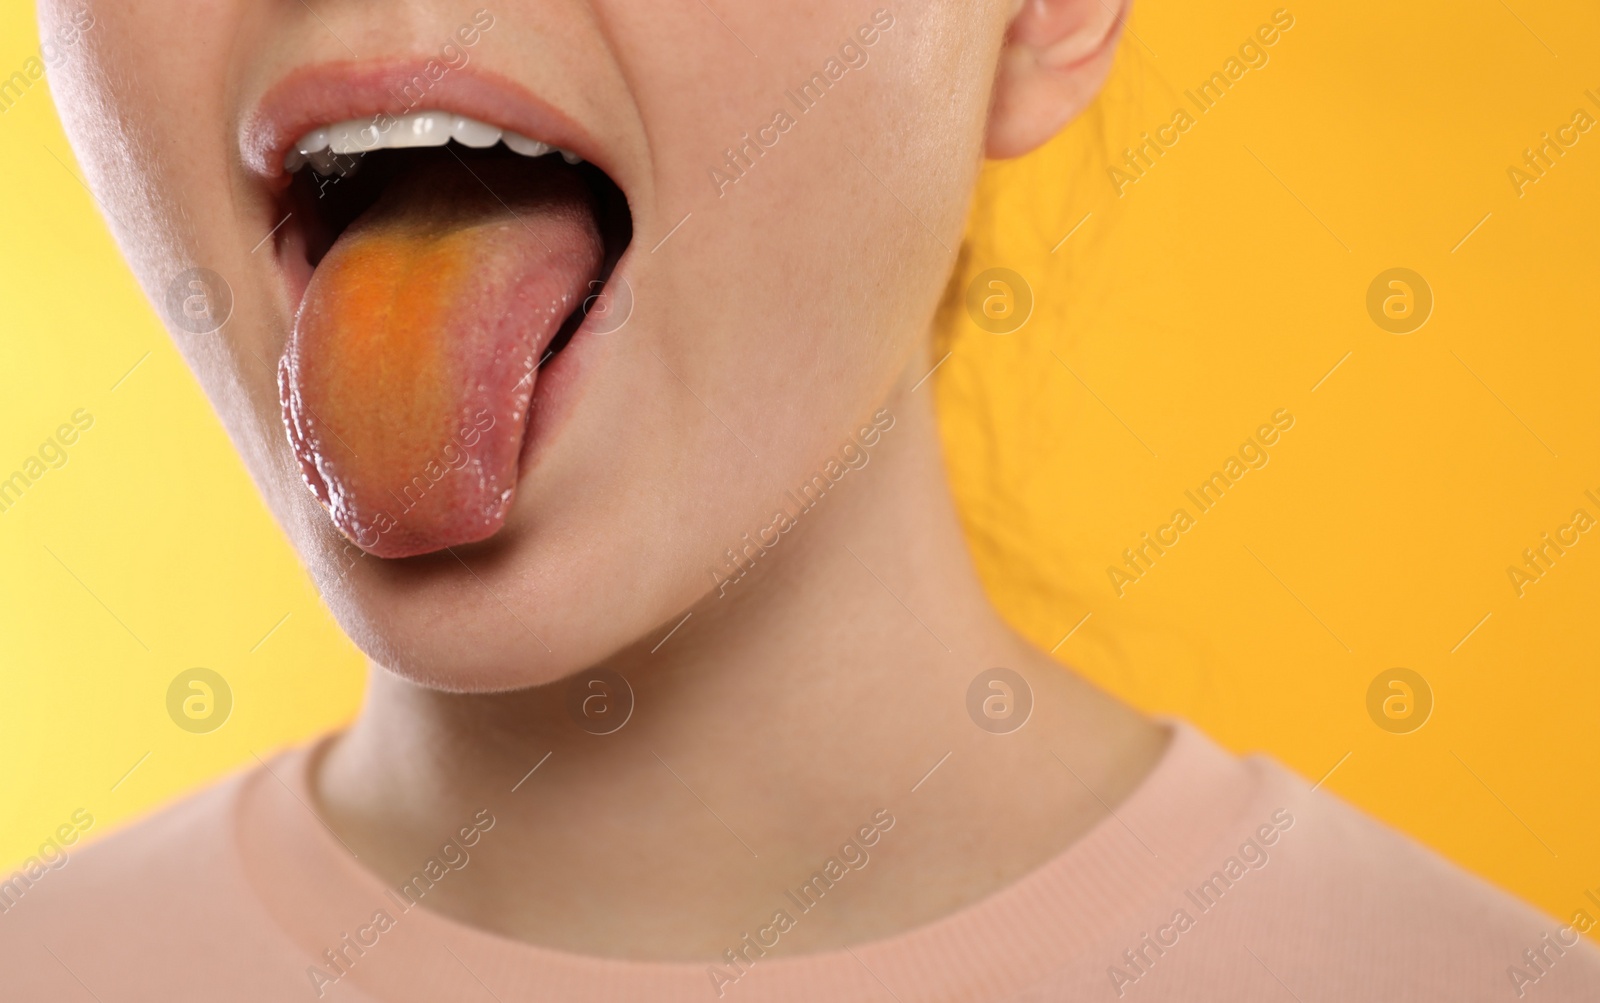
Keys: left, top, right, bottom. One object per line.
{"left": 291, "top": 439, "right": 725, "bottom": 693}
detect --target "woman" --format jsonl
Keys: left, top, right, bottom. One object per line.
{"left": 10, "top": 0, "right": 1596, "bottom": 999}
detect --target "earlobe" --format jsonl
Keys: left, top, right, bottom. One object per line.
{"left": 986, "top": 0, "right": 1129, "bottom": 159}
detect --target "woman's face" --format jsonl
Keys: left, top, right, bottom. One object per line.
{"left": 41, "top": 0, "right": 1004, "bottom": 689}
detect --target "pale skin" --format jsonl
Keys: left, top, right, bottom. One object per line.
{"left": 43, "top": 0, "right": 1163, "bottom": 960}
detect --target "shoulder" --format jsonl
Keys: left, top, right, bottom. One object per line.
{"left": 6, "top": 765, "right": 244, "bottom": 909}
{"left": 0, "top": 748, "right": 350, "bottom": 1001}
{"left": 1111, "top": 725, "right": 1600, "bottom": 1000}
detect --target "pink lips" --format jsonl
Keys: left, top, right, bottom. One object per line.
{"left": 240, "top": 62, "right": 608, "bottom": 189}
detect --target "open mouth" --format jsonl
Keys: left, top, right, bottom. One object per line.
{"left": 269, "top": 109, "right": 632, "bottom": 560}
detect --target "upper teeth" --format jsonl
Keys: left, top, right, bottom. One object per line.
{"left": 284, "top": 111, "right": 582, "bottom": 175}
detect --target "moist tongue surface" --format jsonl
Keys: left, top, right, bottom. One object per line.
{"left": 280, "top": 156, "right": 602, "bottom": 559}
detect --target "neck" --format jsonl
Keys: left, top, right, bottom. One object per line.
{"left": 317, "top": 357, "right": 1167, "bottom": 959}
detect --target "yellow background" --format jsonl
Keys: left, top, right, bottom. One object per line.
{"left": 3, "top": 0, "right": 1597, "bottom": 937}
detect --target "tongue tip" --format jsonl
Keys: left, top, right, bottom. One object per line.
{"left": 336, "top": 505, "right": 513, "bottom": 560}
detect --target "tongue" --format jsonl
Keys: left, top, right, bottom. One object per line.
{"left": 280, "top": 157, "right": 602, "bottom": 559}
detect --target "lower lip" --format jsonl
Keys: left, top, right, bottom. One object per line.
{"left": 515, "top": 256, "right": 633, "bottom": 478}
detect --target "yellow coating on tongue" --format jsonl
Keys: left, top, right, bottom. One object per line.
{"left": 304, "top": 228, "right": 474, "bottom": 479}
{"left": 281, "top": 153, "right": 605, "bottom": 558}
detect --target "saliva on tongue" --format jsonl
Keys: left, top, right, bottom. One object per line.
{"left": 280, "top": 156, "right": 603, "bottom": 559}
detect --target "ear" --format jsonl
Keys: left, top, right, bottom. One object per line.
{"left": 986, "top": 0, "right": 1128, "bottom": 159}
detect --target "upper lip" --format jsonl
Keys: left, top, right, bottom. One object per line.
{"left": 239, "top": 61, "right": 611, "bottom": 193}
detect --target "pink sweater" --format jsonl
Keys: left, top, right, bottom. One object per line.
{"left": 3, "top": 722, "right": 1595, "bottom": 1001}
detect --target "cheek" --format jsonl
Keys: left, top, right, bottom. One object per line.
{"left": 642, "top": 2, "right": 990, "bottom": 458}
{"left": 48, "top": 0, "right": 304, "bottom": 514}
